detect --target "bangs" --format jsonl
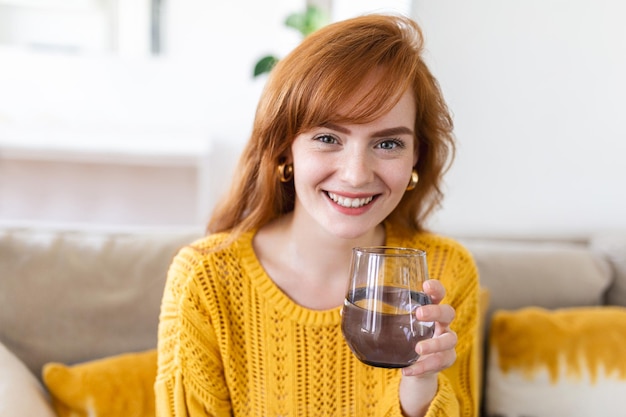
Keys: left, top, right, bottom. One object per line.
{"left": 294, "top": 64, "right": 415, "bottom": 135}
{"left": 269, "top": 14, "right": 422, "bottom": 135}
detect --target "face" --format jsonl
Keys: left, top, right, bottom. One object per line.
{"left": 288, "top": 88, "right": 418, "bottom": 241}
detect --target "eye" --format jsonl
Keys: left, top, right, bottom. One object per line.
{"left": 315, "top": 134, "right": 338, "bottom": 144}
{"left": 376, "top": 138, "right": 406, "bottom": 150}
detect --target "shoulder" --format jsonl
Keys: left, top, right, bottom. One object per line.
{"left": 166, "top": 231, "right": 253, "bottom": 281}
{"left": 392, "top": 229, "right": 478, "bottom": 277}
{"left": 419, "top": 233, "right": 473, "bottom": 259}
{"left": 177, "top": 231, "right": 249, "bottom": 260}
{"left": 397, "top": 230, "right": 473, "bottom": 262}
{"left": 164, "top": 231, "right": 255, "bottom": 301}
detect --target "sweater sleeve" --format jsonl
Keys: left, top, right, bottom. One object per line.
{"left": 154, "top": 245, "right": 232, "bottom": 417}
{"left": 425, "top": 242, "right": 481, "bottom": 417}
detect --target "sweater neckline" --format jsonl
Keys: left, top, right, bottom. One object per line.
{"left": 236, "top": 223, "right": 402, "bottom": 326}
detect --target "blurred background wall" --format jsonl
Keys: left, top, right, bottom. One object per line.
{"left": 412, "top": 0, "right": 626, "bottom": 237}
{"left": 0, "top": 0, "right": 623, "bottom": 238}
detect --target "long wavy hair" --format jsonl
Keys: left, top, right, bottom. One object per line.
{"left": 208, "top": 13, "right": 455, "bottom": 239}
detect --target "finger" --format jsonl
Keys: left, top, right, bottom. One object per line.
{"left": 423, "top": 279, "right": 445, "bottom": 304}
{"left": 402, "top": 348, "right": 457, "bottom": 377}
{"left": 416, "top": 330, "right": 458, "bottom": 356}
{"left": 416, "top": 303, "right": 456, "bottom": 325}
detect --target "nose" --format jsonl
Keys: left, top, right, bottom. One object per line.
{"left": 339, "top": 149, "right": 375, "bottom": 187}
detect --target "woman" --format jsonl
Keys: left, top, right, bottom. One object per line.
{"left": 155, "top": 13, "right": 480, "bottom": 417}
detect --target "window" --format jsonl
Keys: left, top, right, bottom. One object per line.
{"left": 0, "top": 0, "right": 155, "bottom": 56}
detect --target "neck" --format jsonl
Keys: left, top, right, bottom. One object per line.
{"left": 253, "top": 211, "right": 387, "bottom": 310}
{"left": 275, "top": 211, "right": 386, "bottom": 284}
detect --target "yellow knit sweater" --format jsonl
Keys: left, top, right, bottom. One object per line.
{"left": 155, "top": 224, "right": 480, "bottom": 416}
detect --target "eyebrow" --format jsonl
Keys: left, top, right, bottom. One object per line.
{"left": 322, "top": 123, "right": 414, "bottom": 138}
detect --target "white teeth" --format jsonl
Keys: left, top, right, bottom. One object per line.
{"left": 327, "top": 192, "right": 374, "bottom": 208}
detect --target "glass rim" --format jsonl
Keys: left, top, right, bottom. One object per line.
{"left": 352, "top": 246, "right": 426, "bottom": 257}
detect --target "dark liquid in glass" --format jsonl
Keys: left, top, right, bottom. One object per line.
{"left": 341, "top": 286, "right": 434, "bottom": 368}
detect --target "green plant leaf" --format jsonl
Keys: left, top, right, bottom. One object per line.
{"left": 252, "top": 6, "right": 329, "bottom": 78}
{"left": 285, "top": 5, "right": 329, "bottom": 37}
{"left": 253, "top": 55, "right": 279, "bottom": 77}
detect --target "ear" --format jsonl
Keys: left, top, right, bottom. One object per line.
{"left": 280, "top": 149, "right": 294, "bottom": 165}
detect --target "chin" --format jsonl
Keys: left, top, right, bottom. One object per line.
{"left": 323, "top": 222, "right": 382, "bottom": 243}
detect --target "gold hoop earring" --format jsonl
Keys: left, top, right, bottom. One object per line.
{"left": 278, "top": 163, "right": 293, "bottom": 183}
{"left": 406, "top": 169, "right": 419, "bottom": 191}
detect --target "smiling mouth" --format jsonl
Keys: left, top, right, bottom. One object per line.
{"left": 326, "top": 192, "right": 376, "bottom": 208}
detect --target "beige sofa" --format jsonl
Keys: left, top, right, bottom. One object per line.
{"left": 1, "top": 222, "right": 625, "bottom": 416}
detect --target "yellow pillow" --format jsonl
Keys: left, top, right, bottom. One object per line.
{"left": 42, "top": 349, "right": 157, "bottom": 417}
{"left": 486, "top": 306, "right": 626, "bottom": 417}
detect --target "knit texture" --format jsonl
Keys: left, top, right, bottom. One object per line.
{"left": 155, "top": 223, "right": 480, "bottom": 416}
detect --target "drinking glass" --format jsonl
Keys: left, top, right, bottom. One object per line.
{"left": 341, "top": 246, "right": 435, "bottom": 368}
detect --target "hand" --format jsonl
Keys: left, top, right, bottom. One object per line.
{"left": 398, "top": 279, "right": 458, "bottom": 417}
{"left": 404, "top": 279, "right": 457, "bottom": 377}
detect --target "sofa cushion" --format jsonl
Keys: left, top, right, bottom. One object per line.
{"left": 485, "top": 306, "right": 626, "bottom": 417}
{"left": 0, "top": 224, "right": 201, "bottom": 378}
{"left": 0, "top": 342, "right": 56, "bottom": 417}
{"left": 591, "top": 233, "right": 626, "bottom": 307}
{"left": 43, "top": 349, "right": 157, "bottom": 417}
{"left": 462, "top": 238, "right": 613, "bottom": 322}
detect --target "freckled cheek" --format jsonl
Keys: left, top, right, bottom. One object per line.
{"left": 293, "top": 160, "right": 330, "bottom": 190}
{"left": 385, "top": 168, "right": 414, "bottom": 193}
